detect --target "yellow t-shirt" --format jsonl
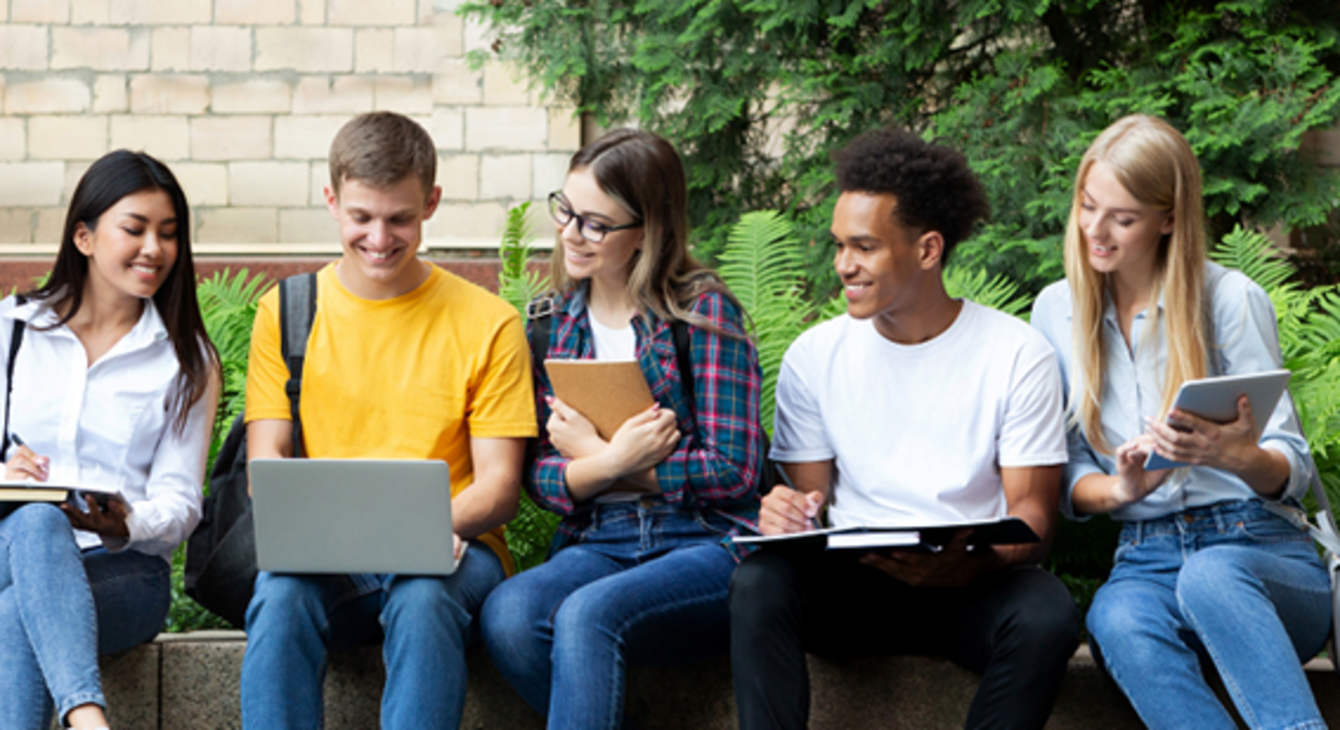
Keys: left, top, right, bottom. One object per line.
{"left": 244, "top": 263, "right": 537, "bottom": 573}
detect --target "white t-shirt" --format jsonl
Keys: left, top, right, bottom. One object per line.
{"left": 589, "top": 314, "right": 636, "bottom": 362}
{"left": 772, "top": 301, "right": 1067, "bottom": 528}
{"left": 590, "top": 312, "right": 639, "bottom": 502}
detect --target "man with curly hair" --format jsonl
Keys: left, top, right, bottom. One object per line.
{"left": 729, "top": 129, "right": 1080, "bottom": 729}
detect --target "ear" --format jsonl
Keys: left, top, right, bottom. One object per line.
{"left": 323, "top": 185, "right": 340, "bottom": 220}
{"left": 917, "top": 230, "right": 945, "bottom": 271}
{"left": 1160, "top": 212, "right": 1175, "bottom": 236}
{"left": 73, "top": 222, "right": 94, "bottom": 255}
{"left": 421, "top": 185, "right": 443, "bottom": 220}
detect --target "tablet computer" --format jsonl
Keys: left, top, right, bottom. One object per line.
{"left": 1144, "top": 369, "right": 1292, "bottom": 471}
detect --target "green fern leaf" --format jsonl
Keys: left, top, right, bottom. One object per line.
{"left": 944, "top": 265, "right": 1034, "bottom": 320}
{"left": 1209, "top": 225, "right": 1294, "bottom": 292}
{"left": 497, "top": 201, "right": 551, "bottom": 317}
{"left": 718, "top": 211, "right": 814, "bottom": 434}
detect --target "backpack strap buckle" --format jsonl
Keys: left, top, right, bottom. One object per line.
{"left": 526, "top": 295, "right": 556, "bottom": 320}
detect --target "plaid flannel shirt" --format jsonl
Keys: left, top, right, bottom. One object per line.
{"left": 527, "top": 286, "right": 764, "bottom": 550}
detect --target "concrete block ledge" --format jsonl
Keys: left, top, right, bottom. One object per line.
{"left": 91, "top": 632, "right": 1340, "bottom": 729}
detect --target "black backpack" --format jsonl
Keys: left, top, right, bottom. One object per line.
{"left": 0, "top": 297, "right": 27, "bottom": 521}
{"left": 184, "top": 273, "right": 317, "bottom": 628}
{"left": 526, "top": 296, "right": 778, "bottom": 495}
{"left": 2, "top": 296, "right": 26, "bottom": 462}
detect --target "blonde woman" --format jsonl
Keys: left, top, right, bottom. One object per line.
{"left": 1032, "top": 114, "right": 1330, "bottom": 729}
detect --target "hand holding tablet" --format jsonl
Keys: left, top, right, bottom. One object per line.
{"left": 1143, "top": 369, "right": 1292, "bottom": 471}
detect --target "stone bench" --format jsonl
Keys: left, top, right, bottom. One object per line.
{"left": 89, "top": 631, "right": 1340, "bottom": 729}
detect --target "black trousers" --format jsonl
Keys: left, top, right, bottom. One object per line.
{"left": 729, "top": 549, "right": 1080, "bottom": 730}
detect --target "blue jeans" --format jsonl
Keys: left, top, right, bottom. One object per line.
{"left": 1087, "top": 499, "right": 1331, "bottom": 730}
{"left": 0, "top": 503, "right": 170, "bottom": 730}
{"left": 240, "top": 542, "right": 505, "bottom": 730}
{"left": 481, "top": 498, "right": 739, "bottom": 730}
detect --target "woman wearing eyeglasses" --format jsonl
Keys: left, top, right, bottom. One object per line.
{"left": 480, "top": 129, "right": 765, "bottom": 729}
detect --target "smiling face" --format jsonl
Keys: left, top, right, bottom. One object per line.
{"left": 831, "top": 191, "right": 936, "bottom": 339}
{"left": 326, "top": 175, "right": 441, "bottom": 300}
{"left": 1079, "top": 159, "right": 1174, "bottom": 283}
{"left": 556, "top": 167, "right": 644, "bottom": 295}
{"left": 75, "top": 189, "right": 178, "bottom": 304}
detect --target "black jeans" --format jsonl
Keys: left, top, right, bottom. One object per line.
{"left": 729, "top": 549, "right": 1080, "bottom": 730}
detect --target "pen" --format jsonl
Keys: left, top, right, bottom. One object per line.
{"left": 774, "top": 463, "right": 823, "bottom": 531}
{"left": 9, "top": 433, "right": 49, "bottom": 479}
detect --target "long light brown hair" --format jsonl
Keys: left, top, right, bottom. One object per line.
{"left": 549, "top": 129, "right": 741, "bottom": 331}
{"left": 1064, "top": 115, "right": 1208, "bottom": 454}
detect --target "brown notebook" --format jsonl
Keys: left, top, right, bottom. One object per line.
{"left": 543, "top": 359, "right": 656, "bottom": 440}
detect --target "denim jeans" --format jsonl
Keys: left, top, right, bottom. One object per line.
{"left": 0, "top": 503, "right": 170, "bottom": 730}
{"left": 1087, "top": 499, "right": 1331, "bottom": 730}
{"left": 240, "top": 542, "right": 504, "bottom": 730}
{"left": 481, "top": 497, "right": 739, "bottom": 730}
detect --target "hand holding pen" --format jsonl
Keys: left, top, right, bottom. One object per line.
{"left": 758, "top": 465, "right": 826, "bottom": 536}
{"left": 5, "top": 433, "right": 49, "bottom": 482}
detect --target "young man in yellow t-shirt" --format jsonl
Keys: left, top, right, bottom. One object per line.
{"left": 238, "top": 112, "right": 537, "bottom": 729}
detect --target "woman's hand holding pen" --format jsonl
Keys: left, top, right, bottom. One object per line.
{"left": 5, "top": 434, "right": 50, "bottom": 482}
{"left": 759, "top": 486, "right": 823, "bottom": 536}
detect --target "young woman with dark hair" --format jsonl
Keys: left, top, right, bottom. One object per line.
{"left": 481, "top": 129, "right": 765, "bottom": 729}
{"left": 0, "top": 149, "right": 219, "bottom": 730}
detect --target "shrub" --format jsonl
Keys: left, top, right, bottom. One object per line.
{"left": 463, "top": 0, "right": 1340, "bottom": 295}
{"left": 168, "top": 268, "right": 269, "bottom": 632}
{"left": 494, "top": 202, "right": 563, "bottom": 572}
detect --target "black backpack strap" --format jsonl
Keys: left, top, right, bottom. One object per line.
{"left": 278, "top": 273, "right": 318, "bottom": 459}
{"left": 671, "top": 319, "right": 696, "bottom": 420}
{"left": 526, "top": 294, "right": 557, "bottom": 364}
{"left": 2, "top": 296, "right": 27, "bottom": 461}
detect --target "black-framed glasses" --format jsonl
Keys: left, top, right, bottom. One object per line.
{"left": 548, "top": 192, "right": 642, "bottom": 243}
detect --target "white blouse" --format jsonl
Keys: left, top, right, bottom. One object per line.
{"left": 0, "top": 295, "right": 212, "bottom": 564}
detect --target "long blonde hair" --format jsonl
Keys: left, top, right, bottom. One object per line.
{"left": 549, "top": 129, "right": 740, "bottom": 330}
{"left": 1065, "top": 114, "right": 1208, "bottom": 454}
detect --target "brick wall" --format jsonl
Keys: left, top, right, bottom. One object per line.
{"left": 0, "top": 0, "right": 579, "bottom": 255}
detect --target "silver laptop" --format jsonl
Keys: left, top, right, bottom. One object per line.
{"left": 250, "top": 458, "right": 459, "bottom": 575}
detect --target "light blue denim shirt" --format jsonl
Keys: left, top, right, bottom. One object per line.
{"left": 1031, "top": 261, "right": 1312, "bottom": 521}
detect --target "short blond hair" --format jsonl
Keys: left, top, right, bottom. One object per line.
{"left": 328, "top": 111, "right": 436, "bottom": 197}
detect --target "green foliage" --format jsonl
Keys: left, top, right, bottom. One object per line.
{"left": 495, "top": 202, "right": 562, "bottom": 572}
{"left": 1211, "top": 226, "right": 1340, "bottom": 508}
{"left": 463, "top": 0, "right": 1340, "bottom": 297}
{"left": 717, "top": 211, "right": 815, "bottom": 433}
{"left": 196, "top": 269, "right": 269, "bottom": 473}
{"left": 944, "top": 266, "right": 1034, "bottom": 321}
{"left": 497, "top": 201, "right": 551, "bottom": 314}
{"left": 168, "top": 268, "right": 269, "bottom": 632}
